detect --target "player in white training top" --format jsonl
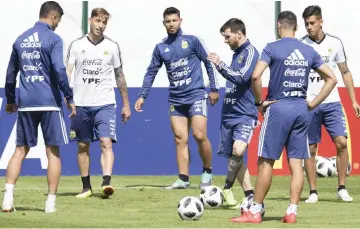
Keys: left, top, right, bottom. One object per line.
{"left": 301, "top": 5, "right": 359, "bottom": 203}
{"left": 66, "top": 8, "right": 131, "bottom": 199}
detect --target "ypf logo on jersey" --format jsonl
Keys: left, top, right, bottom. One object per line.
{"left": 21, "top": 32, "right": 41, "bottom": 48}
{"left": 284, "top": 49, "right": 308, "bottom": 66}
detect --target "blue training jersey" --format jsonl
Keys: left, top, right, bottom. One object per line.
{"left": 5, "top": 21, "right": 73, "bottom": 111}
{"left": 260, "top": 37, "right": 323, "bottom": 101}
{"left": 217, "top": 40, "right": 259, "bottom": 125}
{"left": 138, "top": 29, "right": 219, "bottom": 106}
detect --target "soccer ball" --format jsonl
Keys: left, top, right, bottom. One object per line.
{"left": 239, "top": 195, "right": 265, "bottom": 217}
{"left": 199, "top": 185, "right": 224, "bottom": 209}
{"left": 177, "top": 196, "right": 204, "bottom": 220}
{"left": 329, "top": 156, "right": 352, "bottom": 176}
{"left": 316, "top": 156, "right": 335, "bottom": 177}
{"left": 329, "top": 156, "right": 338, "bottom": 176}
{"left": 347, "top": 161, "right": 352, "bottom": 176}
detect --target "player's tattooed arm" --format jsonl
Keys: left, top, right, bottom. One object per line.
{"left": 338, "top": 62, "right": 351, "bottom": 75}
{"left": 115, "top": 66, "right": 130, "bottom": 107}
{"left": 338, "top": 61, "right": 359, "bottom": 115}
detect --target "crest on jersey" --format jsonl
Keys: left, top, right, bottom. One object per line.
{"left": 104, "top": 51, "right": 109, "bottom": 56}
{"left": 81, "top": 50, "right": 86, "bottom": 54}
{"left": 69, "top": 129, "right": 76, "bottom": 140}
{"left": 328, "top": 48, "right": 332, "bottom": 53}
{"left": 238, "top": 55, "right": 244, "bottom": 63}
{"left": 181, "top": 40, "right": 189, "bottom": 49}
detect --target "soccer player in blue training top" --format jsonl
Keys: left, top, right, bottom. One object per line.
{"left": 207, "top": 18, "right": 259, "bottom": 209}
{"left": 134, "top": 7, "right": 220, "bottom": 189}
{"left": 229, "top": 11, "right": 337, "bottom": 224}
{"left": 2, "top": 1, "right": 75, "bottom": 213}
{"left": 301, "top": 5, "right": 358, "bottom": 203}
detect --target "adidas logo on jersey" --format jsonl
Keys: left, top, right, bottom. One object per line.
{"left": 284, "top": 49, "right": 308, "bottom": 66}
{"left": 21, "top": 32, "right": 41, "bottom": 48}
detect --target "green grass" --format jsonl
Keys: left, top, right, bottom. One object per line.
{"left": 0, "top": 175, "right": 359, "bottom": 228}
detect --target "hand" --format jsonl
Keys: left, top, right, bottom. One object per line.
{"left": 121, "top": 105, "right": 131, "bottom": 123}
{"left": 209, "top": 91, "right": 219, "bottom": 105}
{"left": 257, "top": 100, "right": 277, "bottom": 115}
{"left": 135, "top": 98, "right": 144, "bottom": 112}
{"left": 67, "top": 103, "right": 76, "bottom": 117}
{"left": 6, "top": 104, "right": 17, "bottom": 114}
{"left": 307, "top": 100, "right": 316, "bottom": 111}
{"left": 352, "top": 102, "right": 360, "bottom": 118}
{"left": 207, "top": 52, "right": 221, "bottom": 66}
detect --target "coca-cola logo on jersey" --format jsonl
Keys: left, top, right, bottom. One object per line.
{"left": 82, "top": 59, "right": 103, "bottom": 66}
{"left": 284, "top": 68, "right": 306, "bottom": 77}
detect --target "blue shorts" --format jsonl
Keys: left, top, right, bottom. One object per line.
{"left": 16, "top": 110, "right": 68, "bottom": 147}
{"left": 258, "top": 100, "right": 310, "bottom": 160}
{"left": 70, "top": 104, "right": 117, "bottom": 143}
{"left": 217, "top": 120, "right": 256, "bottom": 158}
{"left": 169, "top": 99, "right": 208, "bottom": 118}
{"left": 308, "top": 102, "right": 347, "bottom": 144}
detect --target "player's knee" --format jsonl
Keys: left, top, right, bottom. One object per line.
{"left": 309, "top": 144, "right": 317, "bottom": 157}
{"left": 232, "top": 142, "right": 247, "bottom": 157}
{"left": 100, "top": 138, "right": 113, "bottom": 152}
{"left": 174, "top": 131, "right": 189, "bottom": 146}
{"left": 13, "top": 147, "right": 28, "bottom": 160}
{"left": 192, "top": 130, "right": 206, "bottom": 142}
{"left": 335, "top": 137, "right": 347, "bottom": 151}
{"left": 78, "top": 142, "right": 89, "bottom": 154}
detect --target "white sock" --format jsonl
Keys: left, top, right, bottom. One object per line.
{"left": 5, "top": 183, "right": 15, "bottom": 194}
{"left": 46, "top": 194, "right": 56, "bottom": 206}
{"left": 286, "top": 203, "right": 298, "bottom": 215}
{"left": 4, "top": 183, "right": 15, "bottom": 202}
{"left": 249, "top": 202, "right": 262, "bottom": 214}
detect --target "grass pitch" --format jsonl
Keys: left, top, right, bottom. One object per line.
{"left": 0, "top": 175, "right": 359, "bottom": 228}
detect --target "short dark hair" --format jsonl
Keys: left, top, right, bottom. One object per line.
{"left": 163, "top": 7, "right": 180, "bottom": 19}
{"left": 39, "top": 1, "right": 64, "bottom": 18}
{"left": 91, "top": 8, "right": 111, "bottom": 19}
{"left": 220, "top": 18, "right": 246, "bottom": 35}
{"left": 277, "top": 11, "right": 297, "bottom": 31}
{"left": 302, "top": 5, "right": 322, "bottom": 19}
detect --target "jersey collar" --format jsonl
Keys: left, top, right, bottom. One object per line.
{"left": 87, "top": 36, "right": 105, "bottom": 46}
{"left": 234, "top": 39, "right": 250, "bottom": 54}
{"left": 34, "top": 21, "right": 52, "bottom": 30}
{"left": 308, "top": 33, "right": 326, "bottom": 45}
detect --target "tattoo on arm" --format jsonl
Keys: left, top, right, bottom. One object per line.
{"left": 115, "top": 67, "right": 129, "bottom": 106}
{"left": 338, "top": 62, "right": 350, "bottom": 75}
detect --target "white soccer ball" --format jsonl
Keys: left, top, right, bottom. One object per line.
{"left": 329, "top": 156, "right": 352, "bottom": 176}
{"left": 177, "top": 196, "right": 204, "bottom": 221}
{"left": 316, "top": 156, "right": 335, "bottom": 177}
{"left": 330, "top": 156, "right": 338, "bottom": 176}
{"left": 239, "top": 195, "right": 265, "bottom": 217}
{"left": 347, "top": 161, "right": 352, "bottom": 176}
{"left": 199, "top": 185, "right": 224, "bottom": 209}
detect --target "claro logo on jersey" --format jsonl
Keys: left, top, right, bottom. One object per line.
{"left": 284, "top": 49, "right": 308, "bottom": 66}
{"left": 20, "top": 32, "right": 41, "bottom": 48}
{"left": 82, "top": 59, "right": 103, "bottom": 83}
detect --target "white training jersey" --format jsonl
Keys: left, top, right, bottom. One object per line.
{"left": 66, "top": 35, "right": 122, "bottom": 106}
{"left": 301, "top": 33, "right": 347, "bottom": 103}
